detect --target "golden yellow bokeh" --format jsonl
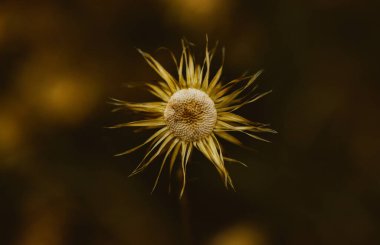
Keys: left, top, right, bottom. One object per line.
{"left": 163, "top": 0, "right": 233, "bottom": 30}
{"left": 208, "top": 223, "right": 268, "bottom": 245}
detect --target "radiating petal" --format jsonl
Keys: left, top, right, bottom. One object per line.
{"left": 115, "top": 127, "right": 168, "bottom": 156}
{"left": 109, "top": 118, "right": 165, "bottom": 128}
{"left": 130, "top": 132, "right": 174, "bottom": 176}
{"left": 138, "top": 49, "right": 179, "bottom": 93}
{"left": 151, "top": 138, "right": 180, "bottom": 193}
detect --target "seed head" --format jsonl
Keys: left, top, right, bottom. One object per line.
{"left": 164, "top": 88, "right": 217, "bottom": 142}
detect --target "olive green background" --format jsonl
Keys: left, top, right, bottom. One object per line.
{"left": 0, "top": 0, "right": 379, "bottom": 244}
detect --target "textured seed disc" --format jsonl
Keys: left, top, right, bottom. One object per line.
{"left": 164, "top": 88, "right": 217, "bottom": 141}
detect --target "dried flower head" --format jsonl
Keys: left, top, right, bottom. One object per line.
{"left": 110, "top": 39, "right": 275, "bottom": 197}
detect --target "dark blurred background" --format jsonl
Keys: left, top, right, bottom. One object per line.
{"left": 0, "top": 0, "right": 379, "bottom": 244}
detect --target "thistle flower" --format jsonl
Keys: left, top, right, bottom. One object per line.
{"left": 110, "top": 39, "right": 275, "bottom": 197}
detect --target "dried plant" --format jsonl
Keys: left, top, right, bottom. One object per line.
{"left": 110, "top": 38, "right": 275, "bottom": 197}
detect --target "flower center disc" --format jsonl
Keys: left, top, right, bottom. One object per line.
{"left": 164, "top": 88, "right": 217, "bottom": 142}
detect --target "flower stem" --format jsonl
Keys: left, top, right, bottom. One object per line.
{"left": 177, "top": 169, "right": 193, "bottom": 245}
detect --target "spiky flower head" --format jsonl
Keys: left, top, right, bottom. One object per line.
{"left": 110, "top": 39, "right": 275, "bottom": 197}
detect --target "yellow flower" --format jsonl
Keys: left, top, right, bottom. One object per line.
{"left": 110, "top": 39, "right": 275, "bottom": 197}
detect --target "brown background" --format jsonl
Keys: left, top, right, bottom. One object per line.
{"left": 0, "top": 0, "right": 379, "bottom": 244}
